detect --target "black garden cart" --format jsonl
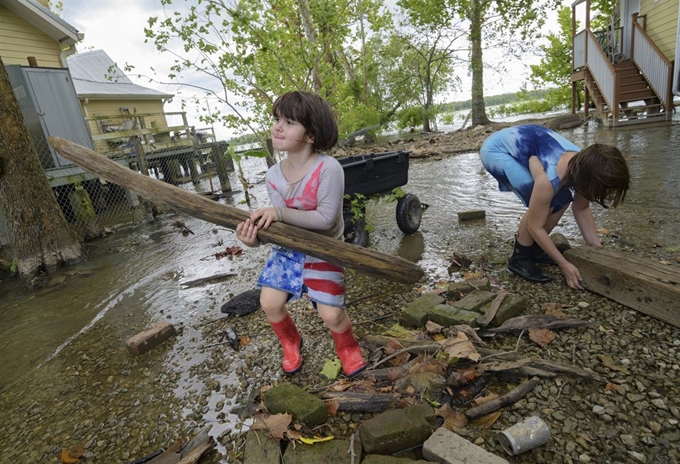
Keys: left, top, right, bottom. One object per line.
{"left": 339, "top": 150, "right": 423, "bottom": 247}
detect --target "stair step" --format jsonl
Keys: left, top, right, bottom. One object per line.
{"left": 618, "top": 90, "right": 658, "bottom": 101}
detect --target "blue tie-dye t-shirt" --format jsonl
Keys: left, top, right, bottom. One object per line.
{"left": 479, "top": 124, "right": 581, "bottom": 211}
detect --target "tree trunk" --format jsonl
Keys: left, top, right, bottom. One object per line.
{"left": 469, "top": 0, "right": 491, "bottom": 127}
{"left": 0, "top": 56, "right": 83, "bottom": 277}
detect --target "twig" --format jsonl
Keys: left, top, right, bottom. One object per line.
{"left": 515, "top": 329, "right": 526, "bottom": 354}
{"left": 369, "top": 344, "right": 441, "bottom": 370}
{"left": 349, "top": 433, "right": 355, "bottom": 464}
{"left": 465, "top": 376, "right": 541, "bottom": 420}
{"left": 549, "top": 379, "right": 567, "bottom": 405}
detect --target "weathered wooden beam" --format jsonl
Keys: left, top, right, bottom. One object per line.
{"left": 49, "top": 137, "right": 424, "bottom": 285}
{"left": 565, "top": 245, "right": 680, "bottom": 328}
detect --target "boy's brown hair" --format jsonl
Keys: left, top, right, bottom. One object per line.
{"left": 567, "top": 143, "right": 630, "bottom": 208}
{"left": 272, "top": 91, "right": 338, "bottom": 152}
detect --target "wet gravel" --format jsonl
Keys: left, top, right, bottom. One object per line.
{"left": 1, "top": 119, "right": 679, "bottom": 463}
{"left": 1, "top": 234, "right": 678, "bottom": 464}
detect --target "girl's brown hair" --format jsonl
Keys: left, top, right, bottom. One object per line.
{"left": 566, "top": 143, "right": 630, "bottom": 208}
{"left": 272, "top": 91, "right": 338, "bottom": 152}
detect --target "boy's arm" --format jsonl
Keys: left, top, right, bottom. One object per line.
{"left": 572, "top": 192, "right": 602, "bottom": 246}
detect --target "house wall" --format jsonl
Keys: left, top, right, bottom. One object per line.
{"left": 81, "top": 99, "right": 169, "bottom": 154}
{"left": 641, "top": 0, "right": 679, "bottom": 61}
{"left": 0, "top": 4, "right": 62, "bottom": 68}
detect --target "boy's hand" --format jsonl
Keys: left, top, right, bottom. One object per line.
{"left": 561, "top": 262, "right": 584, "bottom": 290}
{"left": 251, "top": 208, "right": 279, "bottom": 230}
{"left": 235, "top": 219, "right": 260, "bottom": 247}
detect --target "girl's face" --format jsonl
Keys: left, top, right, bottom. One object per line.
{"left": 271, "top": 115, "right": 313, "bottom": 154}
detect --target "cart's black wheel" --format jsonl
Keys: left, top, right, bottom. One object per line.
{"left": 396, "top": 193, "right": 422, "bottom": 234}
{"left": 344, "top": 219, "right": 369, "bottom": 247}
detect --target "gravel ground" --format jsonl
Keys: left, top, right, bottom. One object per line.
{"left": 0, "top": 118, "right": 678, "bottom": 463}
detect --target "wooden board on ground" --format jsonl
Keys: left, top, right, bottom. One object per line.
{"left": 564, "top": 245, "right": 680, "bottom": 328}
{"left": 49, "top": 137, "right": 423, "bottom": 285}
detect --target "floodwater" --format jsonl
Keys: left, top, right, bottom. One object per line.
{"left": 1, "top": 116, "right": 679, "bottom": 461}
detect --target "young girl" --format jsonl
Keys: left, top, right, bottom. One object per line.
{"left": 480, "top": 124, "right": 630, "bottom": 289}
{"left": 235, "top": 91, "right": 366, "bottom": 377}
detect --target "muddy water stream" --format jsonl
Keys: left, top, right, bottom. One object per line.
{"left": 0, "top": 119, "right": 679, "bottom": 462}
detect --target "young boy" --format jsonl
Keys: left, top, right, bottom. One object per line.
{"left": 235, "top": 91, "right": 366, "bottom": 377}
{"left": 480, "top": 124, "right": 630, "bottom": 289}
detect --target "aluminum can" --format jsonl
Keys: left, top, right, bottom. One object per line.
{"left": 497, "top": 416, "right": 551, "bottom": 455}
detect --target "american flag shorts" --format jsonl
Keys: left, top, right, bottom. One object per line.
{"left": 257, "top": 245, "right": 345, "bottom": 308}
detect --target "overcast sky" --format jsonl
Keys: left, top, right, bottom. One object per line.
{"left": 58, "top": 0, "right": 565, "bottom": 140}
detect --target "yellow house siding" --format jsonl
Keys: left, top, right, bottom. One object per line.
{"left": 82, "top": 99, "right": 169, "bottom": 154}
{"left": 0, "top": 5, "right": 62, "bottom": 68}
{"left": 641, "top": 0, "right": 679, "bottom": 60}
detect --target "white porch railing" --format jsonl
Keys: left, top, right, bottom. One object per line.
{"left": 574, "top": 30, "right": 586, "bottom": 69}
{"left": 631, "top": 16, "right": 672, "bottom": 111}
{"left": 586, "top": 30, "right": 617, "bottom": 117}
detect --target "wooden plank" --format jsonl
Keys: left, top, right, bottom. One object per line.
{"left": 48, "top": 137, "right": 424, "bottom": 285}
{"left": 564, "top": 245, "right": 680, "bottom": 328}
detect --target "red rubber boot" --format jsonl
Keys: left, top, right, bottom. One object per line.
{"left": 269, "top": 314, "right": 302, "bottom": 374}
{"left": 330, "top": 323, "right": 366, "bottom": 377}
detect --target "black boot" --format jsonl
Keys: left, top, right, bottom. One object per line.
{"left": 530, "top": 242, "right": 557, "bottom": 265}
{"left": 508, "top": 240, "right": 552, "bottom": 283}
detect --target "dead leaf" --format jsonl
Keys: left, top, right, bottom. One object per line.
{"left": 438, "top": 332, "right": 481, "bottom": 362}
{"left": 240, "top": 335, "right": 252, "bottom": 346}
{"left": 463, "top": 271, "right": 482, "bottom": 280}
{"left": 542, "top": 303, "right": 568, "bottom": 318}
{"left": 285, "top": 430, "right": 303, "bottom": 440}
{"left": 252, "top": 413, "right": 292, "bottom": 440}
{"left": 596, "top": 228, "right": 611, "bottom": 235}
{"left": 605, "top": 382, "right": 619, "bottom": 391}
{"left": 325, "top": 399, "right": 339, "bottom": 416}
{"left": 529, "top": 328, "right": 556, "bottom": 347}
{"left": 448, "top": 367, "right": 481, "bottom": 387}
{"left": 598, "top": 355, "right": 629, "bottom": 373}
{"left": 61, "top": 450, "right": 79, "bottom": 463}
{"left": 435, "top": 403, "right": 468, "bottom": 434}
{"left": 473, "top": 392, "right": 499, "bottom": 406}
{"left": 659, "top": 260, "right": 672, "bottom": 265}
{"left": 426, "top": 321, "right": 444, "bottom": 334}
{"left": 61, "top": 445, "right": 85, "bottom": 464}
{"left": 387, "top": 368, "right": 406, "bottom": 382}
{"left": 388, "top": 351, "right": 411, "bottom": 367}
{"left": 399, "top": 396, "right": 416, "bottom": 408}
{"left": 471, "top": 410, "right": 502, "bottom": 429}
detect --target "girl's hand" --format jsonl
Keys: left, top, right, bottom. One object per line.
{"left": 251, "top": 208, "right": 279, "bottom": 230}
{"left": 235, "top": 219, "right": 260, "bottom": 247}
{"left": 560, "top": 262, "right": 584, "bottom": 290}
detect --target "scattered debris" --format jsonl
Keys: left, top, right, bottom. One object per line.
{"left": 458, "top": 210, "right": 486, "bottom": 221}
{"left": 220, "top": 288, "right": 261, "bottom": 315}
{"left": 179, "top": 272, "right": 236, "bottom": 288}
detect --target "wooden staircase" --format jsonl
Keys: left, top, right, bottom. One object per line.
{"left": 585, "top": 61, "right": 668, "bottom": 126}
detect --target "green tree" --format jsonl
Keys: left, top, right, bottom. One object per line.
{"left": 398, "top": 0, "right": 560, "bottom": 127}
{"left": 144, "top": 0, "right": 394, "bottom": 151}
{"left": 530, "top": 6, "right": 579, "bottom": 109}
{"left": 389, "top": 11, "right": 464, "bottom": 132}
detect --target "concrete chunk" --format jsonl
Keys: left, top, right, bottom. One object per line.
{"left": 452, "top": 290, "right": 496, "bottom": 313}
{"left": 359, "top": 403, "right": 436, "bottom": 455}
{"left": 282, "top": 438, "right": 355, "bottom": 463}
{"left": 243, "top": 430, "right": 281, "bottom": 464}
{"left": 264, "top": 383, "right": 327, "bottom": 427}
{"left": 478, "top": 293, "right": 528, "bottom": 327}
{"left": 125, "top": 321, "right": 176, "bottom": 355}
{"left": 422, "top": 427, "right": 509, "bottom": 464}
{"left": 400, "top": 293, "right": 445, "bottom": 328}
{"left": 362, "top": 455, "right": 431, "bottom": 463}
{"left": 429, "top": 304, "right": 480, "bottom": 327}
